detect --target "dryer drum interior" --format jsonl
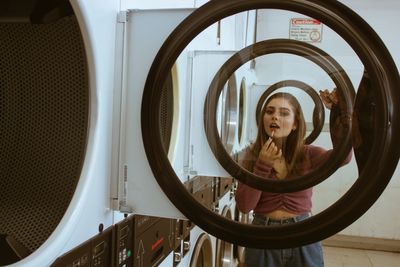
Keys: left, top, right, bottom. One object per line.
{"left": 159, "top": 70, "right": 174, "bottom": 151}
{"left": 0, "top": 12, "right": 89, "bottom": 262}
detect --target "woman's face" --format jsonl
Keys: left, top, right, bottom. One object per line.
{"left": 263, "top": 97, "right": 297, "bottom": 139}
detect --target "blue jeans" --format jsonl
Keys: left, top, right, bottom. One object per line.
{"left": 245, "top": 214, "right": 324, "bottom": 267}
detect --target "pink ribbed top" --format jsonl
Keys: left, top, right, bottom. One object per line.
{"left": 235, "top": 145, "right": 351, "bottom": 214}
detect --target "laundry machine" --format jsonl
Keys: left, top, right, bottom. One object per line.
{"left": 0, "top": 0, "right": 122, "bottom": 265}
{"left": 0, "top": 0, "right": 194, "bottom": 266}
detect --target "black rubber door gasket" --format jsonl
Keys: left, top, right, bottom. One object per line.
{"left": 204, "top": 39, "right": 354, "bottom": 193}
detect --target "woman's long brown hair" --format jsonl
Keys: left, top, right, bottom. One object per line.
{"left": 252, "top": 92, "right": 307, "bottom": 175}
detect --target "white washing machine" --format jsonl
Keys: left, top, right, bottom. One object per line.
{"left": 0, "top": 0, "right": 119, "bottom": 265}
{"left": 0, "top": 1, "right": 191, "bottom": 266}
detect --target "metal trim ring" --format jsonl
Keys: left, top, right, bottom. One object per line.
{"left": 141, "top": 0, "right": 400, "bottom": 248}
{"left": 255, "top": 80, "right": 325, "bottom": 145}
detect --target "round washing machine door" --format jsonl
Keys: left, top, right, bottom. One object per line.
{"left": 255, "top": 79, "right": 325, "bottom": 145}
{"left": 217, "top": 74, "right": 238, "bottom": 155}
{"left": 0, "top": 3, "right": 89, "bottom": 264}
{"left": 142, "top": 0, "right": 400, "bottom": 249}
{"left": 189, "top": 233, "right": 213, "bottom": 267}
{"left": 233, "top": 205, "right": 249, "bottom": 266}
{"left": 215, "top": 206, "right": 234, "bottom": 267}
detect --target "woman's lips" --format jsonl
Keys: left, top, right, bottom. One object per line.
{"left": 270, "top": 124, "right": 280, "bottom": 130}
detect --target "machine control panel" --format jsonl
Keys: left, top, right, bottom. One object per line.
{"left": 51, "top": 215, "right": 178, "bottom": 267}
{"left": 132, "top": 215, "right": 174, "bottom": 267}
{"left": 115, "top": 217, "right": 134, "bottom": 267}
{"left": 51, "top": 227, "right": 114, "bottom": 267}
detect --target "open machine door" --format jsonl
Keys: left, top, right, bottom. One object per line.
{"left": 141, "top": 0, "right": 400, "bottom": 249}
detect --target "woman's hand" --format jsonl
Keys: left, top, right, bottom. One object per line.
{"left": 319, "top": 88, "right": 338, "bottom": 110}
{"left": 258, "top": 133, "right": 288, "bottom": 179}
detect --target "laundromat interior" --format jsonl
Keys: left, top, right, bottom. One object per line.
{"left": 0, "top": 0, "right": 399, "bottom": 266}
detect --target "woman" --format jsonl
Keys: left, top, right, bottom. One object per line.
{"left": 235, "top": 91, "right": 351, "bottom": 267}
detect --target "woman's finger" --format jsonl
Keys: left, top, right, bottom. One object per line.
{"left": 265, "top": 131, "right": 275, "bottom": 151}
{"left": 265, "top": 141, "right": 275, "bottom": 154}
{"left": 264, "top": 138, "right": 272, "bottom": 151}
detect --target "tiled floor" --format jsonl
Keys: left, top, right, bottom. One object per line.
{"left": 323, "top": 246, "right": 400, "bottom": 267}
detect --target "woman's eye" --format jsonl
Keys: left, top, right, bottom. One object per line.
{"left": 266, "top": 109, "right": 274, "bottom": 115}
{"left": 280, "top": 111, "right": 290, "bottom": 116}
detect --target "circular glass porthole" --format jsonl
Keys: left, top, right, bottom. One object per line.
{"left": 205, "top": 39, "right": 354, "bottom": 193}
{"left": 190, "top": 233, "right": 213, "bottom": 267}
{"left": 142, "top": 0, "right": 400, "bottom": 249}
{"left": 215, "top": 206, "right": 234, "bottom": 267}
{"left": 217, "top": 74, "right": 238, "bottom": 154}
{"left": 233, "top": 205, "right": 249, "bottom": 265}
{"left": 255, "top": 80, "right": 325, "bottom": 144}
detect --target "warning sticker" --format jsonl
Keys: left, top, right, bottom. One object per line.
{"left": 289, "top": 18, "right": 323, "bottom": 43}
